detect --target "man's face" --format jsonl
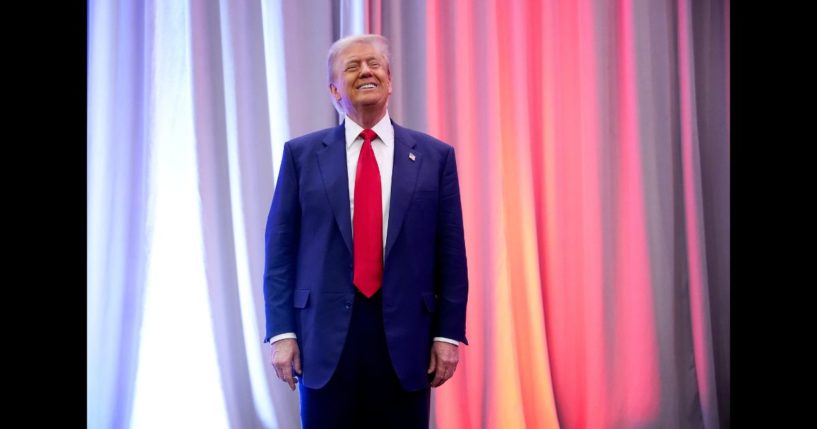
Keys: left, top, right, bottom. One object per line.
{"left": 330, "top": 42, "right": 392, "bottom": 116}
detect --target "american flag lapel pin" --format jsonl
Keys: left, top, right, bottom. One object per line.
{"left": 409, "top": 152, "right": 416, "bottom": 161}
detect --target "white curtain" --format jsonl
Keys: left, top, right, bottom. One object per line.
{"left": 87, "top": 0, "right": 153, "bottom": 427}
{"left": 87, "top": 0, "right": 319, "bottom": 427}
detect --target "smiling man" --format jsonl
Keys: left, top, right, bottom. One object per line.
{"left": 263, "top": 34, "right": 469, "bottom": 429}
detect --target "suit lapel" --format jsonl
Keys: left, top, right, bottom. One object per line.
{"left": 386, "top": 122, "right": 422, "bottom": 263}
{"left": 317, "top": 123, "right": 353, "bottom": 255}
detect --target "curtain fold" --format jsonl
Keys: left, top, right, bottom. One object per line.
{"left": 87, "top": 1, "right": 152, "bottom": 427}
{"left": 188, "top": 1, "right": 263, "bottom": 428}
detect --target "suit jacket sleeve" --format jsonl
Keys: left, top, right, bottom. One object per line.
{"left": 434, "top": 146, "right": 469, "bottom": 345}
{"left": 263, "top": 142, "right": 301, "bottom": 343}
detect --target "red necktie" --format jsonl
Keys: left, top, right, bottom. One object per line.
{"left": 353, "top": 128, "right": 383, "bottom": 298}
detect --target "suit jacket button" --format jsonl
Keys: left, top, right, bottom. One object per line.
{"left": 345, "top": 302, "right": 352, "bottom": 310}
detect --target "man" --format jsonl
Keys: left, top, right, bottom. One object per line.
{"left": 263, "top": 34, "right": 468, "bottom": 428}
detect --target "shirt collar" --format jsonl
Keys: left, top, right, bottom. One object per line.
{"left": 344, "top": 111, "right": 394, "bottom": 149}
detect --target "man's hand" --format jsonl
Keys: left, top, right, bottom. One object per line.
{"left": 427, "top": 341, "right": 459, "bottom": 388}
{"left": 270, "top": 338, "right": 302, "bottom": 391}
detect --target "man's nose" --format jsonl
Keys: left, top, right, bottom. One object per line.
{"left": 359, "top": 63, "right": 373, "bottom": 76}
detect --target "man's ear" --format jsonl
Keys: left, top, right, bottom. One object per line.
{"left": 386, "top": 67, "right": 393, "bottom": 95}
{"left": 329, "top": 83, "right": 340, "bottom": 101}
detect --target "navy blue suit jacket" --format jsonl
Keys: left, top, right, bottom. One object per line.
{"left": 263, "top": 120, "right": 468, "bottom": 392}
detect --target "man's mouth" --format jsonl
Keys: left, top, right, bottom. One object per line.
{"left": 357, "top": 83, "right": 377, "bottom": 90}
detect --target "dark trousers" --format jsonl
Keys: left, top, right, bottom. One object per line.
{"left": 299, "top": 289, "right": 430, "bottom": 429}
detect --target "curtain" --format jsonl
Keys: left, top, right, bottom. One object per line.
{"left": 386, "top": 1, "right": 730, "bottom": 428}
{"left": 87, "top": 0, "right": 152, "bottom": 427}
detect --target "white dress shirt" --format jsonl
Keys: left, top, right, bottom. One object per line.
{"left": 269, "top": 112, "right": 458, "bottom": 347}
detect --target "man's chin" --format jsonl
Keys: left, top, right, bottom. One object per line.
{"left": 354, "top": 94, "right": 385, "bottom": 103}
{"left": 353, "top": 99, "right": 387, "bottom": 111}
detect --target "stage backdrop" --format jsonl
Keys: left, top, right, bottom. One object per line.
{"left": 88, "top": 1, "right": 729, "bottom": 428}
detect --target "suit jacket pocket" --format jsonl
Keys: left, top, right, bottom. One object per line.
{"left": 294, "top": 289, "right": 310, "bottom": 308}
{"left": 414, "top": 190, "right": 438, "bottom": 201}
